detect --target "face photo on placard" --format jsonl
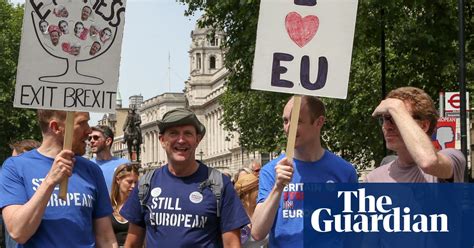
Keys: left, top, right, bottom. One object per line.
{"left": 54, "top": 5, "right": 69, "bottom": 18}
{"left": 74, "top": 21, "right": 89, "bottom": 40}
{"left": 81, "top": 6, "right": 92, "bottom": 21}
{"left": 48, "top": 25, "right": 61, "bottom": 46}
{"left": 100, "top": 27, "right": 112, "bottom": 43}
{"left": 89, "top": 24, "right": 100, "bottom": 37}
{"left": 89, "top": 41, "right": 101, "bottom": 56}
{"left": 58, "top": 20, "right": 68, "bottom": 34}
{"left": 39, "top": 19, "right": 48, "bottom": 34}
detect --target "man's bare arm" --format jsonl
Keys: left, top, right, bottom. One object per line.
{"left": 3, "top": 150, "right": 74, "bottom": 244}
{"left": 94, "top": 216, "right": 118, "bottom": 248}
{"left": 124, "top": 223, "right": 145, "bottom": 248}
{"left": 252, "top": 157, "right": 293, "bottom": 240}
{"left": 222, "top": 229, "right": 241, "bottom": 248}
{"left": 373, "top": 99, "right": 453, "bottom": 178}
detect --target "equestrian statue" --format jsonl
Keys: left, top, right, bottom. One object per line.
{"left": 123, "top": 108, "right": 142, "bottom": 162}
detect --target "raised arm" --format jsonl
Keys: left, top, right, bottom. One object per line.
{"left": 251, "top": 157, "right": 293, "bottom": 240}
{"left": 373, "top": 98, "right": 453, "bottom": 179}
{"left": 3, "top": 150, "right": 75, "bottom": 244}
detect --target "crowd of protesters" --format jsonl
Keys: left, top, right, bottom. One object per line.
{"left": 0, "top": 87, "right": 467, "bottom": 247}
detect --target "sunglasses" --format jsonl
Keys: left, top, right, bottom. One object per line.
{"left": 253, "top": 169, "right": 261, "bottom": 173}
{"left": 88, "top": 135, "right": 102, "bottom": 141}
{"left": 377, "top": 115, "right": 394, "bottom": 126}
{"left": 117, "top": 163, "right": 139, "bottom": 174}
{"left": 377, "top": 114, "right": 421, "bottom": 126}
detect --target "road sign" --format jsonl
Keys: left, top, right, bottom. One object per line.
{"left": 445, "top": 92, "right": 470, "bottom": 112}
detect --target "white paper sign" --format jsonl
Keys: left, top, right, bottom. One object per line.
{"left": 251, "top": 0, "right": 358, "bottom": 99}
{"left": 444, "top": 92, "right": 470, "bottom": 112}
{"left": 14, "top": 0, "right": 127, "bottom": 113}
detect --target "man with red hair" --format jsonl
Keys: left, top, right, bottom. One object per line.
{"left": 366, "top": 87, "right": 466, "bottom": 182}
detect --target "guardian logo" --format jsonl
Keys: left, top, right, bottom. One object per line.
{"left": 311, "top": 188, "right": 448, "bottom": 233}
{"left": 303, "top": 184, "right": 474, "bottom": 247}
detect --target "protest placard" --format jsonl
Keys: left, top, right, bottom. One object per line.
{"left": 251, "top": 0, "right": 358, "bottom": 158}
{"left": 14, "top": 0, "right": 126, "bottom": 113}
{"left": 14, "top": 0, "right": 127, "bottom": 199}
{"left": 251, "top": 0, "right": 358, "bottom": 99}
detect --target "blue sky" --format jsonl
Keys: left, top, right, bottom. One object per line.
{"left": 9, "top": 0, "right": 200, "bottom": 124}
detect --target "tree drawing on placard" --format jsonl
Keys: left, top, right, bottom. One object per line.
{"left": 30, "top": 0, "right": 124, "bottom": 85}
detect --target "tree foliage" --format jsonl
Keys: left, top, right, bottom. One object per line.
{"left": 0, "top": 1, "right": 41, "bottom": 162}
{"left": 179, "top": 0, "right": 473, "bottom": 170}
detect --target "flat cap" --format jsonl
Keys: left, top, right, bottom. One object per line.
{"left": 157, "top": 108, "right": 206, "bottom": 136}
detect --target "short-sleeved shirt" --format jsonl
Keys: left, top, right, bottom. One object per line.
{"left": 121, "top": 162, "right": 249, "bottom": 247}
{"left": 258, "top": 151, "right": 358, "bottom": 248}
{"left": 366, "top": 148, "right": 466, "bottom": 182}
{"left": 91, "top": 157, "right": 129, "bottom": 193}
{"left": 0, "top": 149, "right": 112, "bottom": 248}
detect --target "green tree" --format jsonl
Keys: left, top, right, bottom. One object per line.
{"left": 179, "top": 0, "right": 473, "bottom": 170}
{"left": 0, "top": 1, "right": 41, "bottom": 162}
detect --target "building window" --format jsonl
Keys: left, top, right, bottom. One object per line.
{"left": 209, "top": 56, "right": 216, "bottom": 69}
{"left": 210, "top": 37, "right": 217, "bottom": 46}
{"left": 196, "top": 53, "right": 201, "bottom": 69}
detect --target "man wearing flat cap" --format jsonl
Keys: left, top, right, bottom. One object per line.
{"left": 121, "top": 108, "right": 249, "bottom": 247}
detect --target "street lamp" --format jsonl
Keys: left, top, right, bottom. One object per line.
{"left": 199, "top": 149, "right": 203, "bottom": 161}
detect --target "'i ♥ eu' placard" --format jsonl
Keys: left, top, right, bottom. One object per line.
{"left": 251, "top": 0, "right": 358, "bottom": 99}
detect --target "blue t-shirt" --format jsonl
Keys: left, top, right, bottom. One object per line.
{"left": 91, "top": 157, "right": 128, "bottom": 193}
{"left": 121, "top": 162, "right": 250, "bottom": 248}
{"left": 0, "top": 149, "right": 112, "bottom": 248}
{"left": 257, "top": 151, "right": 358, "bottom": 248}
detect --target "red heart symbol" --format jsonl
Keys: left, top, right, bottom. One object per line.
{"left": 285, "top": 12, "right": 319, "bottom": 48}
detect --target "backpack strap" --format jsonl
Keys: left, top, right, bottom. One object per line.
{"left": 138, "top": 169, "right": 156, "bottom": 211}
{"left": 198, "top": 166, "right": 224, "bottom": 218}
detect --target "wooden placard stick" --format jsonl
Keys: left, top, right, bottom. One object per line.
{"left": 59, "top": 111, "right": 75, "bottom": 200}
{"left": 286, "top": 95, "right": 302, "bottom": 161}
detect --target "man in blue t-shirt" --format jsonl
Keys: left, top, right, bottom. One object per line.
{"left": 1, "top": 140, "right": 40, "bottom": 248}
{"left": 121, "top": 108, "right": 249, "bottom": 247}
{"left": 0, "top": 110, "right": 117, "bottom": 247}
{"left": 89, "top": 125, "right": 129, "bottom": 193}
{"left": 251, "top": 96, "right": 358, "bottom": 248}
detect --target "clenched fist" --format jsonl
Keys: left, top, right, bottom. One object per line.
{"left": 275, "top": 157, "right": 294, "bottom": 191}
{"left": 45, "top": 150, "right": 76, "bottom": 186}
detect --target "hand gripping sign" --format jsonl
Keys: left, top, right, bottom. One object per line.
{"left": 251, "top": 0, "right": 358, "bottom": 159}
{"left": 14, "top": 0, "right": 127, "bottom": 199}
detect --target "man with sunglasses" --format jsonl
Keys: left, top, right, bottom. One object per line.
{"left": 250, "top": 161, "right": 261, "bottom": 177}
{"left": 366, "top": 86, "right": 466, "bottom": 182}
{"left": 89, "top": 125, "right": 129, "bottom": 193}
{"left": 120, "top": 108, "right": 249, "bottom": 247}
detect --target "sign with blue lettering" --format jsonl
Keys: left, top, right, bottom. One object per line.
{"left": 303, "top": 184, "right": 474, "bottom": 248}
{"left": 251, "top": 0, "right": 358, "bottom": 99}
{"left": 14, "top": 0, "right": 126, "bottom": 112}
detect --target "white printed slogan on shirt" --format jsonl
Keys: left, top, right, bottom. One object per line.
{"left": 32, "top": 178, "right": 95, "bottom": 208}
{"left": 148, "top": 188, "right": 208, "bottom": 228}
{"left": 283, "top": 183, "right": 304, "bottom": 219}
